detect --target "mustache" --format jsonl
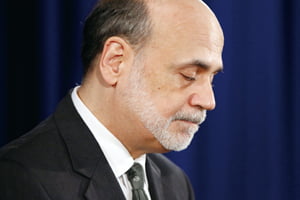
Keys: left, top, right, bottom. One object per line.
{"left": 171, "top": 110, "right": 207, "bottom": 125}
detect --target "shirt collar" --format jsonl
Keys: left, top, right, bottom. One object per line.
{"left": 71, "top": 86, "right": 146, "bottom": 178}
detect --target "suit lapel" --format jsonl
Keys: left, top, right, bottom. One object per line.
{"left": 146, "top": 155, "right": 164, "bottom": 200}
{"left": 84, "top": 158, "right": 126, "bottom": 200}
{"left": 53, "top": 93, "right": 125, "bottom": 200}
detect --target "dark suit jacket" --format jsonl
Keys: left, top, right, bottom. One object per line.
{"left": 0, "top": 93, "right": 195, "bottom": 200}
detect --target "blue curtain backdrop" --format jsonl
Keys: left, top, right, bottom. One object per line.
{"left": 1, "top": 0, "right": 299, "bottom": 199}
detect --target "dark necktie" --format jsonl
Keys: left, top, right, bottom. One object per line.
{"left": 126, "top": 163, "right": 149, "bottom": 200}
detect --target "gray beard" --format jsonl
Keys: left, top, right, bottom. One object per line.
{"left": 121, "top": 61, "right": 206, "bottom": 151}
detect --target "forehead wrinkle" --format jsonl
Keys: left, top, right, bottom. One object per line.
{"left": 173, "top": 57, "right": 223, "bottom": 74}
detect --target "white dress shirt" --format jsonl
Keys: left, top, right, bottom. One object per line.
{"left": 71, "top": 86, "right": 151, "bottom": 200}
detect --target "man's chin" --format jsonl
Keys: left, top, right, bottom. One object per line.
{"left": 155, "top": 132, "right": 195, "bottom": 152}
{"left": 169, "top": 121, "right": 199, "bottom": 133}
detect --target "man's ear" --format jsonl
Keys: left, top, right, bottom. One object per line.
{"left": 98, "top": 36, "right": 133, "bottom": 86}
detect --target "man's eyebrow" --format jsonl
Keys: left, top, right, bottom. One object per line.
{"left": 183, "top": 59, "right": 224, "bottom": 73}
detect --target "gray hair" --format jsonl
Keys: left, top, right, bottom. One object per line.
{"left": 81, "top": 0, "right": 152, "bottom": 75}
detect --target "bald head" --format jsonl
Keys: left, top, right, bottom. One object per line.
{"left": 81, "top": 0, "right": 223, "bottom": 77}
{"left": 147, "top": 0, "right": 223, "bottom": 54}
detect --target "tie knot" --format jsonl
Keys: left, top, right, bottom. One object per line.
{"left": 126, "top": 163, "right": 145, "bottom": 190}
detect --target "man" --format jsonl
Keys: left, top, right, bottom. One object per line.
{"left": 0, "top": 0, "right": 224, "bottom": 199}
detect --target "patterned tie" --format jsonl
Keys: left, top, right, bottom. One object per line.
{"left": 126, "top": 163, "right": 149, "bottom": 200}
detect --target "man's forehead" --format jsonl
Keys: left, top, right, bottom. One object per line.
{"left": 172, "top": 55, "right": 223, "bottom": 73}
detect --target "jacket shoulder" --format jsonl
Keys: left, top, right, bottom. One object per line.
{"left": 0, "top": 116, "right": 68, "bottom": 169}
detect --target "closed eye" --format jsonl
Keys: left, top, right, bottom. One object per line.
{"left": 181, "top": 74, "right": 196, "bottom": 81}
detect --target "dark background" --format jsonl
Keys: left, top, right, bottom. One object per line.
{"left": 1, "top": 0, "right": 299, "bottom": 199}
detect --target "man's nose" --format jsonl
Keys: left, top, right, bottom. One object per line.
{"left": 188, "top": 82, "right": 216, "bottom": 111}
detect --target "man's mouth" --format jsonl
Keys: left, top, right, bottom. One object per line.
{"left": 175, "top": 119, "right": 200, "bottom": 125}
